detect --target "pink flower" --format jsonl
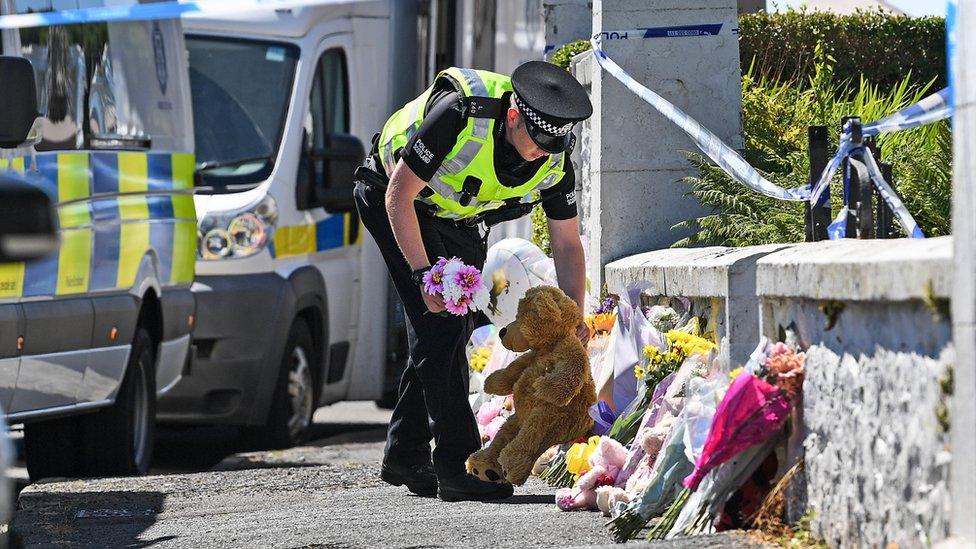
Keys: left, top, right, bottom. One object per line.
{"left": 444, "top": 293, "right": 472, "bottom": 316}
{"left": 476, "top": 400, "right": 502, "bottom": 426}
{"left": 452, "top": 264, "right": 482, "bottom": 296}
{"left": 422, "top": 258, "right": 449, "bottom": 295}
{"left": 484, "top": 416, "right": 506, "bottom": 440}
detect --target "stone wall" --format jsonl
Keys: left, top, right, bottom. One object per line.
{"left": 759, "top": 237, "right": 954, "bottom": 547}
{"left": 604, "top": 237, "right": 955, "bottom": 546}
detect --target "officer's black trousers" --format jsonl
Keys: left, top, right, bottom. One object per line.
{"left": 354, "top": 182, "right": 484, "bottom": 478}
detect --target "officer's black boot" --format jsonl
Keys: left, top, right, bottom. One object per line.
{"left": 380, "top": 460, "right": 438, "bottom": 497}
{"left": 437, "top": 473, "right": 514, "bottom": 502}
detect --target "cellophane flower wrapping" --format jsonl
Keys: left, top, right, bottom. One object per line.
{"left": 423, "top": 256, "right": 491, "bottom": 316}
{"left": 605, "top": 420, "right": 694, "bottom": 542}
{"left": 607, "top": 319, "right": 715, "bottom": 446}
{"left": 682, "top": 372, "right": 791, "bottom": 492}
{"left": 665, "top": 435, "right": 780, "bottom": 538}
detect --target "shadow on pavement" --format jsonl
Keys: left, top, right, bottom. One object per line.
{"left": 491, "top": 494, "right": 555, "bottom": 505}
{"left": 151, "top": 421, "right": 388, "bottom": 473}
{"left": 12, "top": 490, "right": 169, "bottom": 548}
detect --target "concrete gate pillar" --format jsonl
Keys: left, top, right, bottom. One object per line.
{"left": 951, "top": 1, "right": 976, "bottom": 545}
{"left": 584, "top": 0, "right": 743, "bottom": 292}
{"left": 543, "top": 0, "right": 592, "bottom": 58}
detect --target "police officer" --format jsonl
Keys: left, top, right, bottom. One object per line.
{"left": 354, "top": 61, "right": 592, "bottom": 502}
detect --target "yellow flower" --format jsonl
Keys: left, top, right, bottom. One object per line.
{"left": 491, "top": 270, "right": 508, "bottom": 295}
{"left": 665, "top": 329, "right": 716, "bottom": 358}
{"left": 586, "top": 312, "right": 617, "bottom": 335}
{"left": 566, "top": 437, "right": 602, "bottom": 478}
{"left": 565, "top": 443, "right": 588, "bottom": 476}
{"left": 468, "top": 346, "right": 492, "bottom": 373}
{"left": 729, "top": 367, "right": 744, "bottom": 381}
{"left": 643, "top": 345, "right": 660, "bottom": 360}
{"left": 634, "top": 365, "right": 646, "bottom": 379}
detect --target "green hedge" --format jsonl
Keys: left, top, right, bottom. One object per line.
{"left": 740, "top": 9, "right": 946, "bottom": 90}
{"left": 548, "top": 10, "right": 947, "bottom": 90}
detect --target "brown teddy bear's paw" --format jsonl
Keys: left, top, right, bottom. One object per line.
{"left": 497, "top": 448, "right": 533, "bottom": 486}
{"left": 482, "top": 372, "right": 510, "bottom": 396}
{"left": 466, "top": 452, "right": 506, "bottom": 483}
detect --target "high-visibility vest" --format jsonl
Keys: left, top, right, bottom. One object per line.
{"left": 378, "top": 67, "right": 565, "bottom": 220}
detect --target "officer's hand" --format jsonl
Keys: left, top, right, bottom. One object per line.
{"left": 576, "top": 321, "right": 591, "bottom": 348}
{"left": 422, "top": 290, "right": 447, "bottom": 314}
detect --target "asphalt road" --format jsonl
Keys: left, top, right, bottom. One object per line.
{"left": 11, "top": 403, "right": 766, "bottom": 549}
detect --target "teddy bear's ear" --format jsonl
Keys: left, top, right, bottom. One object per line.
{"left": 530, "top": 290, "right": 562, "bottom": 323}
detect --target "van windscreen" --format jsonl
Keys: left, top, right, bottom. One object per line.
{"left": 187, "top": 36, "right": 298, "bottom": 191}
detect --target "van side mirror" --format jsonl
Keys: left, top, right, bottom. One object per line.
{"left": 0, "top": 171, "right": 58, "bottom": 263}
{"left": 297, "top": 132, "right": 364, "bottom": 213}
{"left": 0, "top": 56, "right": 41, "bottom": 148}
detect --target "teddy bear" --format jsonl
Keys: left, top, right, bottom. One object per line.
{"left": 466, "top": 286, "right": 596, "bottom": 486}
{"left": 554, "top": 436, "right": 628, "bottom": 511}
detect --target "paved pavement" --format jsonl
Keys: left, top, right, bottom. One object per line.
{"left": 11, "top": 403, "right": 766, "bottom": 548}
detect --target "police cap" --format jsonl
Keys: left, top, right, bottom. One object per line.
{"left": 511, "top": 60, "right": 593, "bottom": 154}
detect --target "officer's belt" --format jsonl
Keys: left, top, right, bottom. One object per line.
{"left": 356, "top": 159, "right": 483, "bottom": 228}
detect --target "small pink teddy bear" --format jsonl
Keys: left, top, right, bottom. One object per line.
{"left": 555, "top": 437, "right": 629, "bottom": 511}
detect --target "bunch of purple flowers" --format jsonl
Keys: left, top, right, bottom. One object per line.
{"left": 422, "top": 256, "right": 491, "bottom": 316}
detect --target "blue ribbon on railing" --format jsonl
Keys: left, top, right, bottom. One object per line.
{"left": 0, "top": 0, "right": 366, "bottom": 29}
{"left": 827, "top": 146, "right": 925, "bottom": 240}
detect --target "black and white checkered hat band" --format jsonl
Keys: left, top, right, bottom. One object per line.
{"left": 515, "top": 95, "right": 573, "bottom": 136}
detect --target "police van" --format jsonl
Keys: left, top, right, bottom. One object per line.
{"left": 0, "top": 4, "right": 197, "bottom": 480}
{"left": 165, "top": 0, "right": 547, "bottom": 446}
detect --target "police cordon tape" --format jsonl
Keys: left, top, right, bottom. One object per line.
{"left": 590, "top": 31, "right": 950, "bottom": 239}
{"left": 589, "top": 30, "right": 811, "bottom": 203}
{"left": 0, "top": 0, "right": 371, "bottom": 29}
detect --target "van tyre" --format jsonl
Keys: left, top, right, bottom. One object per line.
{"left": 24, "top": 416, "right": 83, "bottom": 481}
{"left": 264, "top": 320, "right": 316, "bottom": 448}
{"left": 80, "top": 327, "right": 157, "bottom": 477}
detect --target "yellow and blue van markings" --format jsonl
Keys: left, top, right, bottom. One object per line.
{"left": 0, "top": 150, "right": 197, "bottom": 299}
{"left": 269, "top": 213, "right": 361, "bottom": 259}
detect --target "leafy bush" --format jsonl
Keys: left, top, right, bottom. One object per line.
{"left": 673, "top": 46, "right": 951, "bottom": 247}
{"left": 549, "top": 39, "right": 592, "bottom": 70}
{"left": 740, "top": 8, "right": 947, "bottom": 91}
{"left": 547, "top": 10, "right": 947, "bottom": 90}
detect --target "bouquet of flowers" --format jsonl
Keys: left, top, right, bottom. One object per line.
{"left": 648, "top": 339, "right": 804, "bottom": 539}
{"left": 586, "top": 296, "right": 617, "bottom": 338}
{"left": 606, "top": 323, "right": 716, "bottom": 445}
{"left": 605, "top": 368, "right": 721, "bottom": 541}
{"left": 423, "top": 256, "right": 490, "bottom": 316}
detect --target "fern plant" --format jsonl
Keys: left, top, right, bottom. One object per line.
{"left": 674, "top": 44, "right": 951, "bottom": 247}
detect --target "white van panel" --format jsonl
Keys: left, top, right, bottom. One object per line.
{"left": 10, "top": 351, "right": 86, "bottom": 412}
{"left": 78, "top": 346, "right": 130, "bottom": 402}
{"left": 0, "top": 358, "right": 18, "bottom": 411}
{"left": 156, "top": 334, "right": 189, "bottom": 395}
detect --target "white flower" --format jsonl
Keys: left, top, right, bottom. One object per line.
{"left": 471, "top": 286, "right": 490, "bottom": 311}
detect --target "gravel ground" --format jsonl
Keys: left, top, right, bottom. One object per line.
{"left": 11, "top": 403, "right": 768, "bottom": 549}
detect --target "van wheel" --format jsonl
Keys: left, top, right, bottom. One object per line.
{"left": 264, "top": 320, "right": 316, "bottom": 448}
{"left": 24, "top": 416, "right": 82, "bottom": 481}
{"left": 79, "top": 327, "right": 157, "bottom": 477}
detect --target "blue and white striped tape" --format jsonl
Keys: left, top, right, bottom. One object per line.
{"left": 862, "top": 146, "right": 924, "bottom": 238}
{"left": 826, "top": 147, "right": 924, "bottom": 240}
{"left": 590, "top": 33, "right": 811, "bottom": 202}
{"left": 811, "top": 88, "right": 951, "bottom": 204}
{"left": 592, "top": 31, "right": 951, "bottom": 223}
{"left": 0, "top": 0, "right": 371, "bottom": 29}
{"left": 864, "top": 87, "right": 952, "bottom": 137}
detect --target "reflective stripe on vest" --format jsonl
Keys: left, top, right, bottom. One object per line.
{"left": 377, "top": 67, "right": 566, "bottom": 220}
